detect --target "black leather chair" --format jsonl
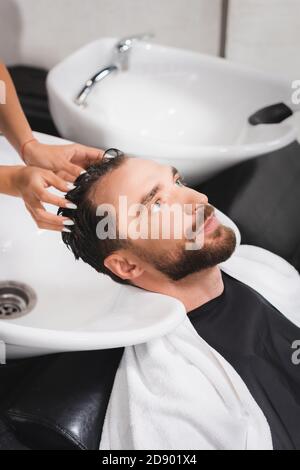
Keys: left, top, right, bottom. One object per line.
{"left": 0, "top": 347, "right": 124, "bottom": 450}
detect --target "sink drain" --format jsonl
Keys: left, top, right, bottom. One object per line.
{"left": 0, "top": 281, "right": 37, "bottom": 319}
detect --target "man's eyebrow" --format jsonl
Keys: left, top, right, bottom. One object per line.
{"left": 171, "top": 166, "right": 179, "bottom": 177}
{"left": 139, "top": 184, "right": 161, "bottom": 207}
{"left": 139, "top": 166, "right": 179, "bottom": 206}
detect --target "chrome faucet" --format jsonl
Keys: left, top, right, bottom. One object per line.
{"left": 74, "top": 32, "right": 154, "bottom": 107}
{"left": 113, "top": 32, "right": 155, "bottom": 71}
{"left": 74, "top": 65, "right": 118, "bottom": 107}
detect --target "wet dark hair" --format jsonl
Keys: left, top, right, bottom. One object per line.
{"left": 58, "top": 153, "right": 134, "bottom": 285}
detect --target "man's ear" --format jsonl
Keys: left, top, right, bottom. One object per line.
{"left": 104, "top": 252, "right": 144, "bottom": 281}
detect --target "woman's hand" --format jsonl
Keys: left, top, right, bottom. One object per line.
{"left": 22, "top": 139, "right": 104, "bottom": 181}
{"left": 12, "top": 166, "right": 77, "bottom": 232}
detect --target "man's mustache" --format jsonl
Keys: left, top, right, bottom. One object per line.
{"left": 183, "top": 204, "right": 215, "bottom": 240}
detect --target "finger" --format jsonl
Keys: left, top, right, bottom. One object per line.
{"left": 75, "top": 145, "right": 103, "bottom": 160}
{"left": 34, "top": 189, "right": 77, "bottom": 209}
{"left": 36, "top": 221, "right": 69, "bottom": 232}
{"left": 25, "top": 200, "right": 74, "bottom": 229}
{"left": 25, "top": 199, "right": 60, "bottom": 229}
{"left": 55, "top": 170, "right": 77, "bottom": 183}
{"left": 45, "top": 172, "right": 74, "bottom": 193}
{"left": 86, "top": 146, "right": 103, "bottom": 158}
{"left": 63, "top": 161, "right": 84, "bottom": 178}
{"left": 71, "top": 146, "right": 104, "bottom": 167}
{"left": 71, "top": 153, "right": 91, "bottom": 168}
{"left": 33, "top": 208, "right": 74, "bottom": 227}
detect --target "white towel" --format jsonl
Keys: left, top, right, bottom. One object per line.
{"left": 99, "top": 233, "right": 300, "bottom": 450}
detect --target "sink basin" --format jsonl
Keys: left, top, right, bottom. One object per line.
{"left": 47, "top": 37, "right": 298, "bottom": 185}
{"left": 0, "top": 132, "right": 188, "bottom": 360}
{"left": 0, "top": 132, "right": 241, "bottom": 360}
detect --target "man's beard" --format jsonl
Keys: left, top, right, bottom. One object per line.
{"left": 135, "top": 224, "right": 237, "bottom": 281}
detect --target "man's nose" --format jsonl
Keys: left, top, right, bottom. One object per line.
{"left": 183, "top": 192, "right": 208, "bottom": 215}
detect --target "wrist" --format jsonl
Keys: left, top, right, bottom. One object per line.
{"left": 20, "top": 137, "right": 38, "bottom": 163}
{"left": 10, "top": 166, "right": 26, "bottom": 195}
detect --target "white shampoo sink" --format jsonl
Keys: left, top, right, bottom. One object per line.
{"left": 0, "top": 132, "right": 241, "bottom": 360}
{"left": 0, "top": 133, "right": 187, "bottom": 360}
{"left": 47, "top": 37, "right": 298, "bottom": 185}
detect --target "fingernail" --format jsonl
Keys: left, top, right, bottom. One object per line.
{"left": 80, "top": 170, "right": 87, "bottom": 175}
{"left": 66, "top": 203, "right": 77, "bottom": 210}
{"left": 63, "top": 219, "right": 75, "bottom": 226}
{"left": 62, "top": 228, "right": 71, "bottom": 233}
{"left": 67, "top": 183, "right": 76, "bottom": 190}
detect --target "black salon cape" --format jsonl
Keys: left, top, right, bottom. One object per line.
{"left": 188, "top": 271, "right": 300, "bottom": 450}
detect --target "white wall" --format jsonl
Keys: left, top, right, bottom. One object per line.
{"left": 226, "top": 0, "right": 300, "bottom": 81}
{"left": 0, "top": 0, "right": 222, "bottom": 69}
{"left": 1, "top": 0, "right": 300, "bottom": 78}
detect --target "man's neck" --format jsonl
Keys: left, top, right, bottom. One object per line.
{"left": 134, "top": 266, "right": 224, "bottom": 314}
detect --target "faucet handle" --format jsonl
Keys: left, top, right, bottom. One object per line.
{"left": 116, "top": 32, "right": 155, "bottom": 52}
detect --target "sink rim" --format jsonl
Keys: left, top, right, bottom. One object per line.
{"left": 0, "top": 298, "right": 186, "bottom": 351}
{"left": 47, "top": 36, "right": 298, "bottom": 158}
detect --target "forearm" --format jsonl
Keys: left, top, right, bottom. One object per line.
{"left": 0, "top": 165, "right": 22, "bottom": 196}
{"left": 0, "top": 63, "right": 34, "bottom": 157}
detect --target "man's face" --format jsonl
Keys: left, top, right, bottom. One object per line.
{"left": 93, "top": 157, "right": 236, "bottom": 281}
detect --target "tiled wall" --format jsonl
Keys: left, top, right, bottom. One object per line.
{"left": 1, "top": 0, "right": 299, "bottom": 80}
{"left": 0, "top": 0, "right": 222, "bottom": 69}
{"left": 226, "top": 0, "right": 300, "bottom": 81}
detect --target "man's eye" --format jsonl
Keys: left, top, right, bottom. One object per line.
{"left": 175, "top": 176, "right": 185, "bottom": 187}
{"left": 151, "top": 200, "right": 162, "bottom": 213}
